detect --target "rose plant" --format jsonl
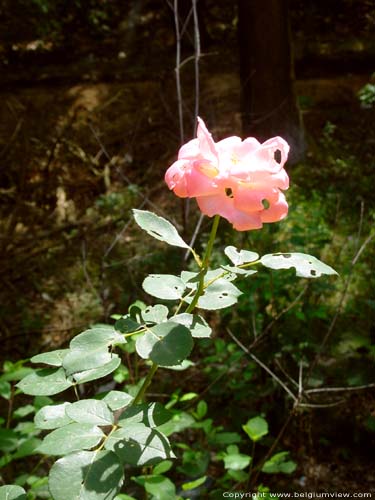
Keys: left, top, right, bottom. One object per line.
{"left": 1, "top": 118, "right": 337, "bottom": 499}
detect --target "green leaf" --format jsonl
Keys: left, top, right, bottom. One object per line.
{"left": 70, "top": 327, "right": 126, "bottom": 350}
{"left": 63, "top": 327, "right": 125, "bottom": 376}
{"left": 182, "top": 475, "right": 207, "bottom": 491}
{"left": 197, "top": 279, "right": 242, "bottom": 310}
{"left": 16, "top": 368, "right": 73, "bottom": 396}
{"left": 37, "top": 423, "right": 104, "bottom": 456}
{"left": 101, "top": 391, "right": 133, "bottom": 411}
{"left": 63, "top": 349, "right": 113, "bottom": 376}
{"left": 153, "top": 459, "right": 173, "bottom": 475}
{"left": 136, "top": 321, "right": 193, "bottom": 366}
{"left": 105, "top": 423, "right": 175, "bottom": 466}
{"left": 227, "top": 469, "right": 248, "bottom": 482}
{"left": 31, "top": 349, "right": 69, "bottom": 367}
{"left": 221, "top": 265, "right": 257, "bottom": 277}
{"left": 0, "top": 381, "right": 11, "bottom": 400}
{"left": 115, "top": 316, "right": 141, "bottom": 333}
{"left": 49, "top": 450, "right": 124, "bottom": 500}
{"left": 141, "top": 304, "right": 169, "bottom": 324}
{"left": 209, "top": 432, "right": 242, "bottom": 445}
{"left": 73, "top": 355, "right": 121, "bottom": 384}
{"left": 194, "top": 400, "right": 208, "bottom": 420}
{"left": 260, "top": 253, "right": 338, "bottom": 278}
{"left": 133, "top": 209, "right": 189, "bottom": 249}
{"left": 0, "top": 429, "right": 18, "bottom": 452}
{"left": 243, "top": 416, "right": 269, "bottom": 442}
{"left": 142, "top": 274, "right": 185, "bottom": 300}
{"left": 13, "top": 405, "right": 35, "bottom": 419}
{"left": 157, "top": 411, "right": 195, "bottom": 436}
{"left": 164, "top": 359, "right": 194, "bottom": 371}
{"left": 172, "top": 313, "right": 212, "bottom": 338}
{"left": 262, "top": 451, "right": 296, "bottom": 474}
{"left": 35, "top": 403, "right": 73, "bottom": 430}
{"left": 117, "top": 402, "right": 171, "bottom": 428}
{"left": 225, "top": 246, "right": 259, "bottom": 265}
{"left": 66, "top": 399, "right": 114, "bottom": 426}
{"left": 133, "top": 474, "right": 176, "bottom": 500}
{"left": 223, "top": 452, "right": 251, "bottom": 471}
{"left": 0, "top": 485, "right": 27, "bottom": 500}
{"left": 12, "top": 437, "right": 42, "bottom": 459}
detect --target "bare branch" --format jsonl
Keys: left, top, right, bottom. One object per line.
{"left": 227, "top": 328, "right": 298, "bottom": 403}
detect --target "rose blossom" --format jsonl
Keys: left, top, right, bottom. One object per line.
{"left": 165, "top": 117, "right": 289, "bottom": 231}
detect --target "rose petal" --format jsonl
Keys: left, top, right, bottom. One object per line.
{"left": 196, "top": 191, "right": 263, "bottom": 231}
{"left": 197, "top": 117, "right": 218, "bottom": 163}
{"left": 234, "top": 184, "right": 279, "bottom": 213}
{"left": 260, "top": 191, "right": 288, "bottom": 223}
{"left": 178, "top": 138, "right": 200, "bottom": 160}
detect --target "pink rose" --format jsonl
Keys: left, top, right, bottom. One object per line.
{"left": 165, "top": 117, "right": 289, "bottom": 231}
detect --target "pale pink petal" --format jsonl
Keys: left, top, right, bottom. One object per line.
{"left": 185, "top": 163, "right": 220, "bottom": 197}
{"left": 260, "top": 191, "right": 288, "bottom": 223}
{"left": 197, "top": 117, "right": 218, "bottom": 162}
{"left": 196, "top": 192, "right": 263, "bottom": 231}
{"left": 178, "top": 138, "right": 200, "bottom": 160}
{"left": 216, "top": 136, "right": 242, "bottom": 154}
{"left": 165, "top": 159, "right": 190, "bottom": 197}
{"left": 234, "top": 137, "right": 261, "bottom": 159}
{"left": 253, "top": 136, "right": 290, "bottom": 174}
{"left": 270, "top": 168, "right": 289, "bottom": 190}
{"left": 234, "top": 184, "right": 279, "bottom": 213}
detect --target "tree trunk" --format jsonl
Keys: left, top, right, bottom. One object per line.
{"left": 238, "top": 0, "right": 305, "bottom": 163}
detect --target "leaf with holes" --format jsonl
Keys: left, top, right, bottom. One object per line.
{"left": 220, "top": 265, "right": 257, "bottom": 278}
{"left": 16, "top": 368, "right": 73, "bottom": 396}
{"left": 142, "top": 275, "right": 185, "bottom": 301}
{"left": 34, "top": 402, "right": 73, "bottom": 430}
{"left": 260, "top": 253, "right": 338, "bottom": 278}
{"left": 141, "top": 304, "right": 169, "bottom": 324}
{"left": 136, "top": 321, "right": 193, "bottom": 366}
{"left": 194, "top": 279, "right": 242, "bottom": 310}
{"left": 225, "top": 246, "right": 259, "bottom": 265}
{"left": 105, "top": 422, "right": 175, "bottom": 466}
{"left": 133, "top": 209, "right": 189, "bottom": 248}
{"left": 172, "top": 313, "right": 212, "bottom": 338}
{"left": 48, "top": 450, "right": 124, "bottom": 500}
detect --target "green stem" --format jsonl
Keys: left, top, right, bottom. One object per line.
{"left": 131, "top": 216, "right": 220, "bottom": 406}
{"left": 132, "top": 362, "right": 159, "bottom": 405}
{"left": 185, "top": 215, "right": 220, "bottom": 314}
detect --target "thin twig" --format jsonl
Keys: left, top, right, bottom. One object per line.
{"left": 192, "top": 0, "right": 200, "bottom": 135}
{"left": 227, "top": 329, "right": 298, "bottom": 403}
{"left": 173, "top": 0, "right": 184, "bottom": 144}
{"left": 274, "top": 359, "right": 299, "bottom": 389}
{"left": 305, "top": 382, "right": 375, "bottom": 394}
